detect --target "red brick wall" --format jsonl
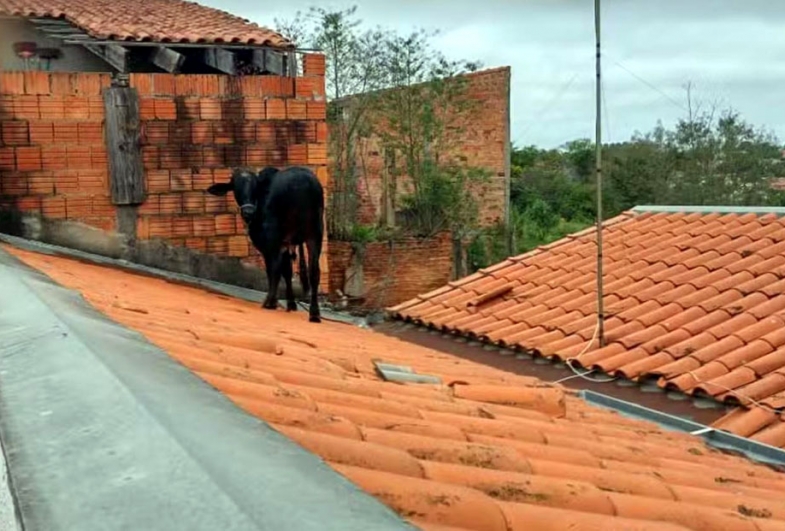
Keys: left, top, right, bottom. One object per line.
{"left": 0, "top": 71, "right": 115, "bottom": 231}
{"left": 0, "top": 56, "right": 332, "bottom": 290}
{"left": 458, "top": 67, "right": 510, "bottom": 227}
{"left": 328, "top": 232, "right": 453, "bottom": 308}
{"left": 128, "top": 63, "right": 330, "bottom": 285}
{"left": 331, "top": 66, "right": 510, "bottom": 229}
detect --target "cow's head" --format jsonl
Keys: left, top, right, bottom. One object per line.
{"left": 206, "top": 168, "right": 259, "bottom": 224}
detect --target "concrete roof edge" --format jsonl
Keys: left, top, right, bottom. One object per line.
{"left": 0, "top": 245, "right": 412, "bottom": 531}
{"left": 0, "top": 233, "right": 367, "bottom": 327}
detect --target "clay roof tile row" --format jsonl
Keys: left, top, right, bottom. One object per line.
{"left": 391, "top": 210, "right": 785, "bottom": 449}
{"left": 0, "top": 0, "right": 292, "bottom": 47}
{"left": 6, "top": 243, "right": 785, "bottom": 531}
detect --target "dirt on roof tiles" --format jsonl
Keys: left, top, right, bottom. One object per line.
{"left": 5, "top": 243, "right": 785, "bottom": 531}
{"left": 0, "top": 0, "right": 292, "bottom": 47}
{"left": 390, "top": 210, "right": 785, "bottom": 450}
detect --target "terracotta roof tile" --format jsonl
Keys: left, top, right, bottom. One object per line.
{"left": 392, "top": 210, "right": 785, "bottom": 448}
{"left": 0, "top": 0, "right": 292, "bottom": 47}
{"left": 6, "top": 243, "right": 785, "bottom": 531}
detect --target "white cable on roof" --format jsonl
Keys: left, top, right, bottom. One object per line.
{"left": 552, "top": 319, "right": 617, "bottom": 384}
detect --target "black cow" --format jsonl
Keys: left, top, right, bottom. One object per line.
{"left": 206, "top": 166, "right": 324, "bottom": 323}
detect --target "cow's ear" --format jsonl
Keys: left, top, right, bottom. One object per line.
{"left": 206, "top": 182, "right": 232, "bottom": 196}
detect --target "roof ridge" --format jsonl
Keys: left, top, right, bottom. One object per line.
{"left": 632, "top": 205, "right": 785, "bottom": 216}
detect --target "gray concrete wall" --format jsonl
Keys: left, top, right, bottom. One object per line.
{"left": 0, "top": 18, "right": 112, "bottom": 72}
{"left": 0, "top": 209, "right": 278, "bottom": 293}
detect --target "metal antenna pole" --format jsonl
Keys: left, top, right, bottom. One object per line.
{"left": 595, "top": 0, "right": 606, "bottom": 348}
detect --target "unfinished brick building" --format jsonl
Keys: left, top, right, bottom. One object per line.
{"left": 335, "top": 66, "right": 511, "bottom": 230}
{"left": 0, "top": 0, "right": 328, "bottom": 291}
{"left": 327, "top": 67, "right": 512, "bottom": 307}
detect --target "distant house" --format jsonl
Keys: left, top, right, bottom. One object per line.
{"left": 0, "top": 0, "right": 295, "bottom": 74}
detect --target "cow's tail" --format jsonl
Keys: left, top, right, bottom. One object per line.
{"left": 298, "top": 242, "right": 310, "bottom": 299}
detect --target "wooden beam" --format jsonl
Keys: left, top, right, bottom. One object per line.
{"left": 30, "top": 18, "right": 73, "bottom": 26}
{"left": 83, "top": 43, "right": 128, "bottom": 73}
{"left": 103, "top": 86, "right": 145, "bottom": 205}
{"left": 286, "top": 53, "right": 298, "bottom": 77}
{"left": 51, "top": 34, "right": 92, "bottom": 41}
{"left": 151, "top": 46, "right": 185, "bottom": 73}
{"left": 251, "top": 49, "right": 284, "bottom": 75}
{"left": 203, "top": 47, "right": 236, "bottom": 75}
{"left": 38, "top": 26, "right": 84, "bottom": 34}
{"left": 32, "top": 19, "right": 92, "bottom": 40}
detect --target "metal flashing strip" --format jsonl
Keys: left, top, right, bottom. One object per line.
{"left": 631, "top": 205, "right": 785, "bottom": 217}
{"left": 0, "top": 246, "right": 413, "bottom": 531}
{"left": 374, "top": 361, "right": 443, "bottom": 385}
{"left": 0, "top": 233, "right": 364, "bottom": 327}
{"left": 580, "top": 390, "right": 785, "bottom": 468}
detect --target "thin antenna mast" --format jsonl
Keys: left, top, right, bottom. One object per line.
{"left": 594, "top": 0, "right": 606, "bottom": 347}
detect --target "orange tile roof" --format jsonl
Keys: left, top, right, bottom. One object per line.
{"left": 0, "top": 0, "right": 292, "bottom": 47}
{"left": 5, "top": 243, "right": 785, "bottom": 531}
{"left": 389, "top": 209, "right": 785, "bottom": 450}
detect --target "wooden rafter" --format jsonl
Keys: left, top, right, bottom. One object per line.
{"left": 30, "top": 16, "right": 128, "bottom": 72}
{"left": 203, "top": 47, "right": 236, "bottom": 75}
{"left": 82, "top": 43, "right": 129, "bottom": 73}
{"left": 151, "top": 46, "right": 185, "bottom": 73}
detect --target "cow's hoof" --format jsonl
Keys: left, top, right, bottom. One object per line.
{"left": 309, "top": 314, "right": 321, "bottom": 323}
{"left": 286, "top": 301, "right": 298, "bottom": 312}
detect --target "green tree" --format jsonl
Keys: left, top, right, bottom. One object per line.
{"left": 275, "top": 7, "right": 488, "bottom": 252}
{"left": 275, "top": 6, "right": 389, "bottom": 239}
{"left": 372, "top": 30, "right": 486, "bottom": 239}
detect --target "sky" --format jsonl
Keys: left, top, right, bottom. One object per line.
{"left": 204, "top": 0, "right": 785, "bottom": 149}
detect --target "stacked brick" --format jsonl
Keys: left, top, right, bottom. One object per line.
{"left": 130, "top": 55, "right": 330, "bottom": 284}
{"left": 0, "top": 71, "right": 115, "bottom": 231}
{"left": 0, "top": 55, "right": 331, "bottom": 289}
{"left": 328, "top": 233, "right": 453, "bottom": 308}
{"left": 458, "top": 67, "right": 510, "bottom": 227}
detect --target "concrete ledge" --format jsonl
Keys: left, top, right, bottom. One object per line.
{"left": 0, "top": 246, "right": 412, "bottom": 531}
{"left": 0, "top": 211, "right": 289, "bottom": 296}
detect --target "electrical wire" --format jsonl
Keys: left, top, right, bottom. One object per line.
{"left": 551, "top": 320, "right": 617, "bottom": 384}
{"left": 518, "top": 71, "right": 583, "bottom": 140}
{"left": 548, "top": 326, "right": 783, "bottom": 421}
{"left": 608, "top": 55, "right": 688, "bottom": 113}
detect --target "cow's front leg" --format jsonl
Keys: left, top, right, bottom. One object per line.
{"left": 261, "top": 251, "right": 279, "bottom": 310}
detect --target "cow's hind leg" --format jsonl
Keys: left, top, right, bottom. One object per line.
{"left": 298, "top": 242, "right": 310, "bottom": 301}
{"left": 281, "top": 250, "right": 297, "bottom": 312}
{"left": 305, "top": 237, "right": 322, "bottom": 323}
